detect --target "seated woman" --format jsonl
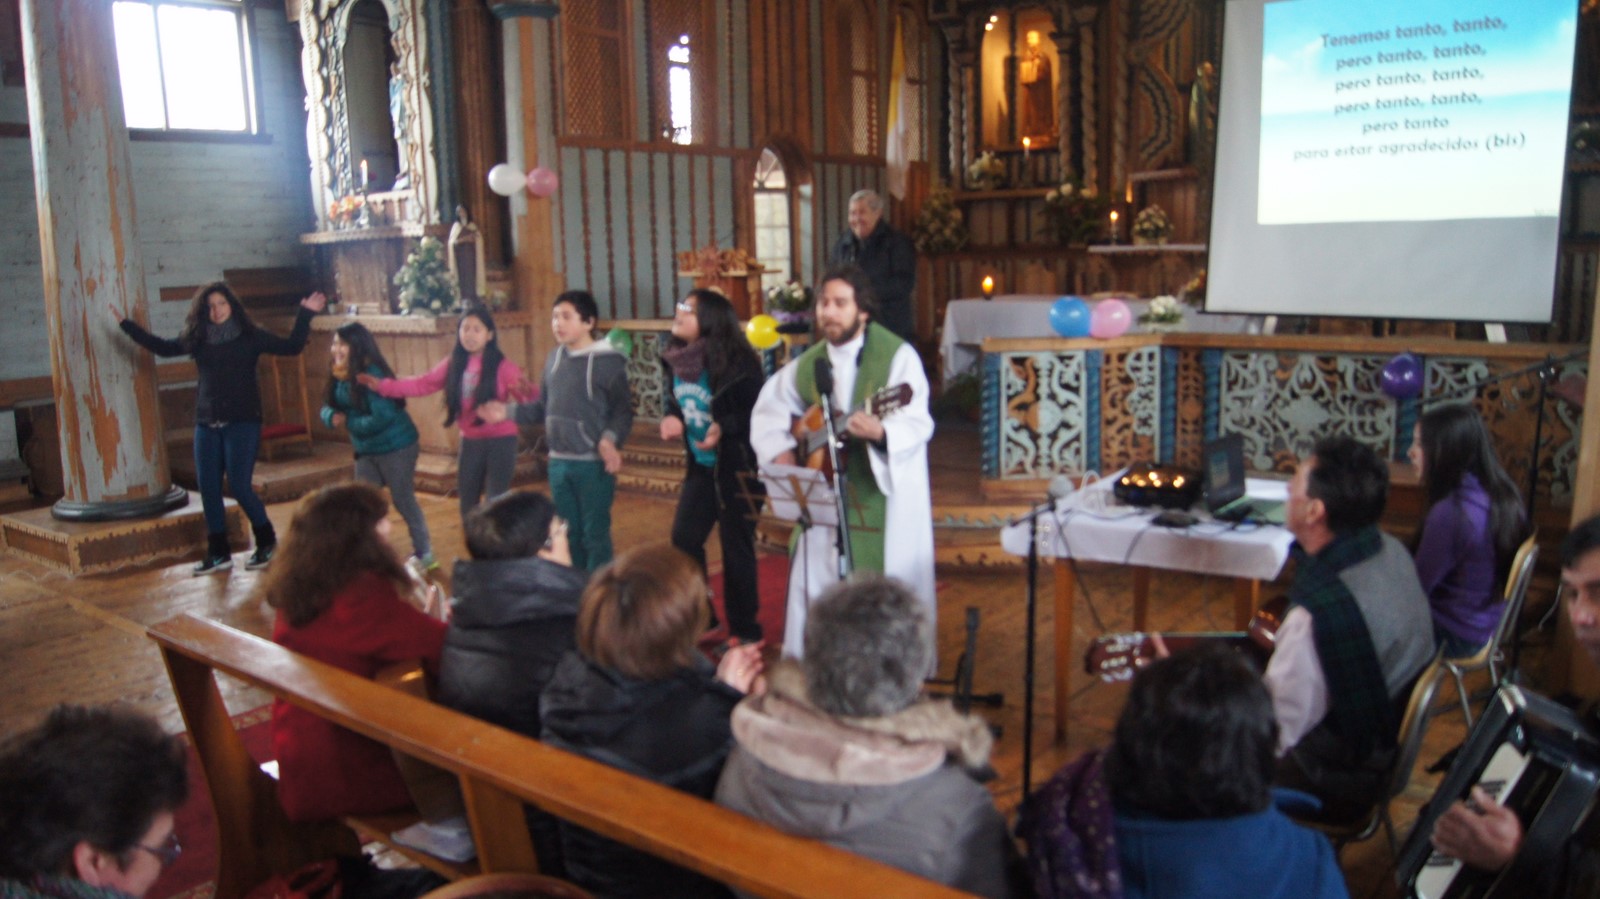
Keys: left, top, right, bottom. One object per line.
{"left": 0, "top": 705, "right": 188, "bottom": 899}
{"left": 715, "top": 575, "right": 1021, "bottom": 899}
{"left": 259, "top": 483, "right": 448, "bottom": 822}
{"left": 1408, "top": 403, "right": 1526, "bottom": 656}
{"left": 437, "top": 490, "right": 586, "bottom": 738}
{"left": 539, "top": 543, "right": 763, "bottom": 898}
{"left": 1018, "top": 643, "right": 1346, "bottom": 899}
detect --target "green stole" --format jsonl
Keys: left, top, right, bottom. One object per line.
{"left": 791, "top": 322, "right": 903, "bottom": 575}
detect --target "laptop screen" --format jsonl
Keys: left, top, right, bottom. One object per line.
{"left": 1203, "top": 433, "right": 1247, "bottom": 512}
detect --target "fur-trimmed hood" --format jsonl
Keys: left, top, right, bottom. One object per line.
{"left": 730, "top": 660, "right": 993, "bottom": 786}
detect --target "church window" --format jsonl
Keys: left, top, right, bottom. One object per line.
{"left": 111, "top": 0, "right": 256, "bottom": 133}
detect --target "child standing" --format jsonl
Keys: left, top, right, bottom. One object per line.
{"left": 322, "top": 322, "right": 435, "bottom": 568}
{"left": 359, "top": 307, "right": 528, "bottom": 521}
{"left": 481, "top": 291, "right": 631, "bottom": 571}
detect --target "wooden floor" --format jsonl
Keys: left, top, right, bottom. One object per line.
{"left": 2, "top": 428, "right": 1550, "bottom": 899}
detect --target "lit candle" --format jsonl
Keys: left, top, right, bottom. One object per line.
{"left": 1109, "top": 210, "right": 1120, "bottom": 244}
{"left": 1124, "top": 181, "right": 1133, "bottom": 204}
{"left": 981, "top": 275, "right": 996, "bottom": 299}
{"left": 360, "top": 159, "right": 369, "bottom": 191}
{"left": 1022, "top": 136, "right": 1031, "bottom": 163}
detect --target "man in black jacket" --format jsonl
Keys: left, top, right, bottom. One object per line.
{"left": 830, "top": 189, "right": 917, "bottom": 342}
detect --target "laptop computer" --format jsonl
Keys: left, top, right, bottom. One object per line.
{"left": 1203, "top": 433, "right": 1288, "bottom": 525}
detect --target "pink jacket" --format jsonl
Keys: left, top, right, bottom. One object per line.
{"left": 371, "top": 354, "right": 531, "bottom": 440}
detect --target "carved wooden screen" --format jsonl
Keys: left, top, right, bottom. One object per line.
{"left": 826, "top": 0, "right": 877, "bottom": 156}
{"left": 896, "top": 4, "right": 927, "bottom": 162}
{"left": 562, "top": 0, "right": 626, "bottom": 138}
{"left": 644, "top": 0, "right": 710, "bottom": 145}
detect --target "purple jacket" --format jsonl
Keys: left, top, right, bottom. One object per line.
{"left": 1414, "top": 474, "right": 1502, "bottom": 645}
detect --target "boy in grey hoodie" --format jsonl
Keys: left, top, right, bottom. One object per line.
{"left": 481, "top": 290, "right": 633, "bottom": 570}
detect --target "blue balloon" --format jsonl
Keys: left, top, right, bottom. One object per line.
{"left": 1050, "top": 296, "right": 1091, "bottom": 338}
{"left": 1380, "top": 353, "right": 1423, "bottom": 399}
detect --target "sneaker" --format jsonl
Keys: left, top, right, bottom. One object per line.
{"left": 245, "top": 544, "right": 275, "bottom": 570}
{"left": 410, "top": 553, "right": 440, "bottom": 573}
{"left": 192, "top": 554, "right": 233, "bottom": 576}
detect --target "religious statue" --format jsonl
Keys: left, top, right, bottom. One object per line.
{"left": 1018, "top": 30, "right": 1054, "bottom": 140}
{"left": 389, "top": 61, "right": 411, "bottom": 190}
{"left": 447, "top": 205, "right": 486, "bottom": 301}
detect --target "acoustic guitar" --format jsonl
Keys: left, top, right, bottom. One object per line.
{"left": 791, "top": 382, "right": 913, "bottom": 474}
{"left": 1083, "top": 596, "right": 1289, "bottom": 682}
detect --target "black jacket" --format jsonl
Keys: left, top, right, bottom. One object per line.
{"left": 830, "top": 220, "right": 917, "bottom": 340}
{"left": 435, "top": 557, "right": 587, "bottom": 738}
{"left": 538, "top": 652, "right": 740, "bottom": 898}
{"left": 119, "top": 307, "right": 314, "bottom": 424}
{"left": 661, "top": 348, "right": 763, "bottom": 487}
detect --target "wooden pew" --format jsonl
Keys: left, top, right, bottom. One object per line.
{"left": 148, "top": 614, "right": 976, "bottom": 899}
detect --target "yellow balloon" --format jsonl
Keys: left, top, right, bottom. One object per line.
{"left": 745, "top": 314, "right": 780, "bottom": 350}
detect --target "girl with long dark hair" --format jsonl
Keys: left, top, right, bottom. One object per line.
{"left": 117, "top": 282, "right": 326, "bottom": 574}
{"left": 321, "top": 322, "right": 434, "bottom": 567}
{"left": 260, "top": 483, "right": 447, "bottom": 822}
{"left": 1408, "top": 403, "right": 1527, "bottom": 656}
{"left": 359, "top": 307, "right": 529, "bottom": 520}
{"left": 659, "top": 289, "right": 767, "bottom": 643}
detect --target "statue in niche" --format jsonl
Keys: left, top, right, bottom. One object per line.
{"left": 1018, "top": 29, "right": 1054, "bottom": 140}
{"left": 448, "top": 205, "right": 486, "bottom": 301}
{"left": 389, "top": 61, "right": 411, "bottom": 190}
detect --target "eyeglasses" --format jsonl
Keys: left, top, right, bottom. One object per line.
{"left": 134, "top": 832, "right": 183, "bottom": 869}
{"left": 675, "top": 300, "right": 696, "bottom": 314}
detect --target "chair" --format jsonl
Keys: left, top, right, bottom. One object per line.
{"left": 1443, "top": 533, "right": 1539, "bottom": 727}
{"left": 1303, "top": 651, "right": 1450, "bottom": 856}
{"left": 257, "top": 353, "right": 314, "bottom": 461}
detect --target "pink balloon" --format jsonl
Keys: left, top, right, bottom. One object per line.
{"left": 526, "top": 166, "right": 559, "bottom": 198}
{"left": 1090, "top": 299, "right": 1132, "bottom": 339}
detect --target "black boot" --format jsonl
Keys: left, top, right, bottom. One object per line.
{"left": 246, "top": 521, "right": 277, "bottom": 570}
{"left": 193, "top": 532, "right": 233, "bottom": 576}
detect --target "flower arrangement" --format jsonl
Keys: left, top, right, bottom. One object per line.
{"left": 765, "top": 280, "right": 813, "bottom": 324}
{"left": 1039, "top": 177, "right": 1110, "bottom": 245}
{"left": 394, "top": 236, "right": 460, "bottom": 315}
{"left": 966, "top": 152, "right": 1006, "bottom": 190}
{"left": 912, "top": 184, "right": 969, "bottom": 254}
{"left": 327, "top": 193, "right": 366, "bottom": 229}
{"left": 1138, "top": 295, "right": 1185, "bottom": 325}
{"left": 1132, "top": 204, "right": 1174, "bottom": 244}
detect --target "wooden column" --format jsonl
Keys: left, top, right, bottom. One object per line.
{"left": 20, "top": 0, "right": 185, "bottom": 520}
{"left": 453, "top": 0, "right": 508, "bottom": 268}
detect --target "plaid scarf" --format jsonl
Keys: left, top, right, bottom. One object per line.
{"left": 1289, "top": 525, "right": 1395, "bottom": 758}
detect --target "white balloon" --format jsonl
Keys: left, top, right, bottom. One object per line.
{"left": 487, "top": 163, "right": 524, "bottom": 197}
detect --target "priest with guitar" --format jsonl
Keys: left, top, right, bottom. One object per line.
{"left": 750, "top": 265, "right": 935, "bottom": 664}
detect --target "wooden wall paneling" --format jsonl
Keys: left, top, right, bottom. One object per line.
{"left": 558, "top": 144, "right": 585, "bottom": 303}
{"left": 693, "top": 155, "right": 714, "bottom": 250}
{"left": 628, "top": 151, "right": 655, "bottom": 318}
{"left": 582, "top": 148, "right": 610, "bottom": 300}
{"left": 713, "top": 155, "right": 736, "bottom": 250}
{"left": 731, "top": 153, "right": 756, "bottom": 270}
{"left": 729, "top": 1, "right": 750, "bottom": 148}
{"left": 797, "top": 176, "right": 816, "bottom": 284}
{"left": 653, "top": 154, "right": 676, "bottom": 304}
{"left": 603, "top": 148, "right": 625, "bottom": 314}
{"left": 452, "top": 0, "right": 507, "bottom": 268}
{"left": 748, "top": 0, "right": 769, "bottom": 141}
{"left": 672, "top": 153, "right": 693, "bottom": 264}
{"left": 810, "top": 0, "right": 826, "bottom": 150}
{"left": 628, "top": 0, "right": 650, "bottom": 142}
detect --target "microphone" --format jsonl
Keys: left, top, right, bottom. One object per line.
{"left": 1008, "top": 473, "right": 1080, "bottom": 526}
{"left": 813, "top": 355, "right": 834, "bottom": 397}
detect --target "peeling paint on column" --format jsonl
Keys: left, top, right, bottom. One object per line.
{"left": 22, "top": 0, "right": 174, "bottom": 508}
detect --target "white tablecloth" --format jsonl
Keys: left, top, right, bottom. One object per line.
{"left": 939, "top": 295, "right": 1264, "bottom": 383}
{"left": 999, "top": 475, "right": 1294, "bottom": 581}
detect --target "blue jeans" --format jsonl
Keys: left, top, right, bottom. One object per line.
{"left": 194, "top": 422, "right": 269, "bottom": 536}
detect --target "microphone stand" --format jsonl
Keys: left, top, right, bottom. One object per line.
{"left": 814, "top": 361, "right": 854, "bottom": 579}
{"left": 1007, "top": 497, "right": 1060, "bottom": 800}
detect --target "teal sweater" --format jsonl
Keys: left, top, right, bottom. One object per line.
{"left": 321, "top": 367, "right": 420, "bottom": 457}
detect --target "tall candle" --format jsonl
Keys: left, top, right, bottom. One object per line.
{"left": 1022, "top": 136, "right": 1031, "bottom": 163}
{"left": 360, "top": 159, "right": 369, "bottom": 191}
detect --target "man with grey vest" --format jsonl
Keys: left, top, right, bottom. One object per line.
{"left": 1268, "top": 435, "right": 1434, "bottom": 824}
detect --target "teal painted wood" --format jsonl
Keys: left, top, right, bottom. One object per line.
{"left": 559, "top": 144, "right": 585, "bottom": 297}
{"left": 628, "top": 151, "right": 656, "bottom": 318}
{"left": 652, "top": 153, "right": 676, "bottom": 305}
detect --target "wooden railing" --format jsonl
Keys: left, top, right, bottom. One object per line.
{"left": 148, "top": 614, "right": 973, "bottom": 899}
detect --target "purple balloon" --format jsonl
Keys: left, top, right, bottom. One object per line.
{"left": 1089, "top": 299, "right": 1132, "bottom": 339}
{"left": 1380, "top": 353, "right": 1423, "bottom": 399}
{"left": 526, "top": 166, "right": 559, "bottom": 198}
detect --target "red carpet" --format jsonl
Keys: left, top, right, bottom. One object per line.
{"left": 701, "top": 553, "right": 789, "bottom": 652}
{"left": 152, "top": 706, "right": 274, "bottom": 899}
